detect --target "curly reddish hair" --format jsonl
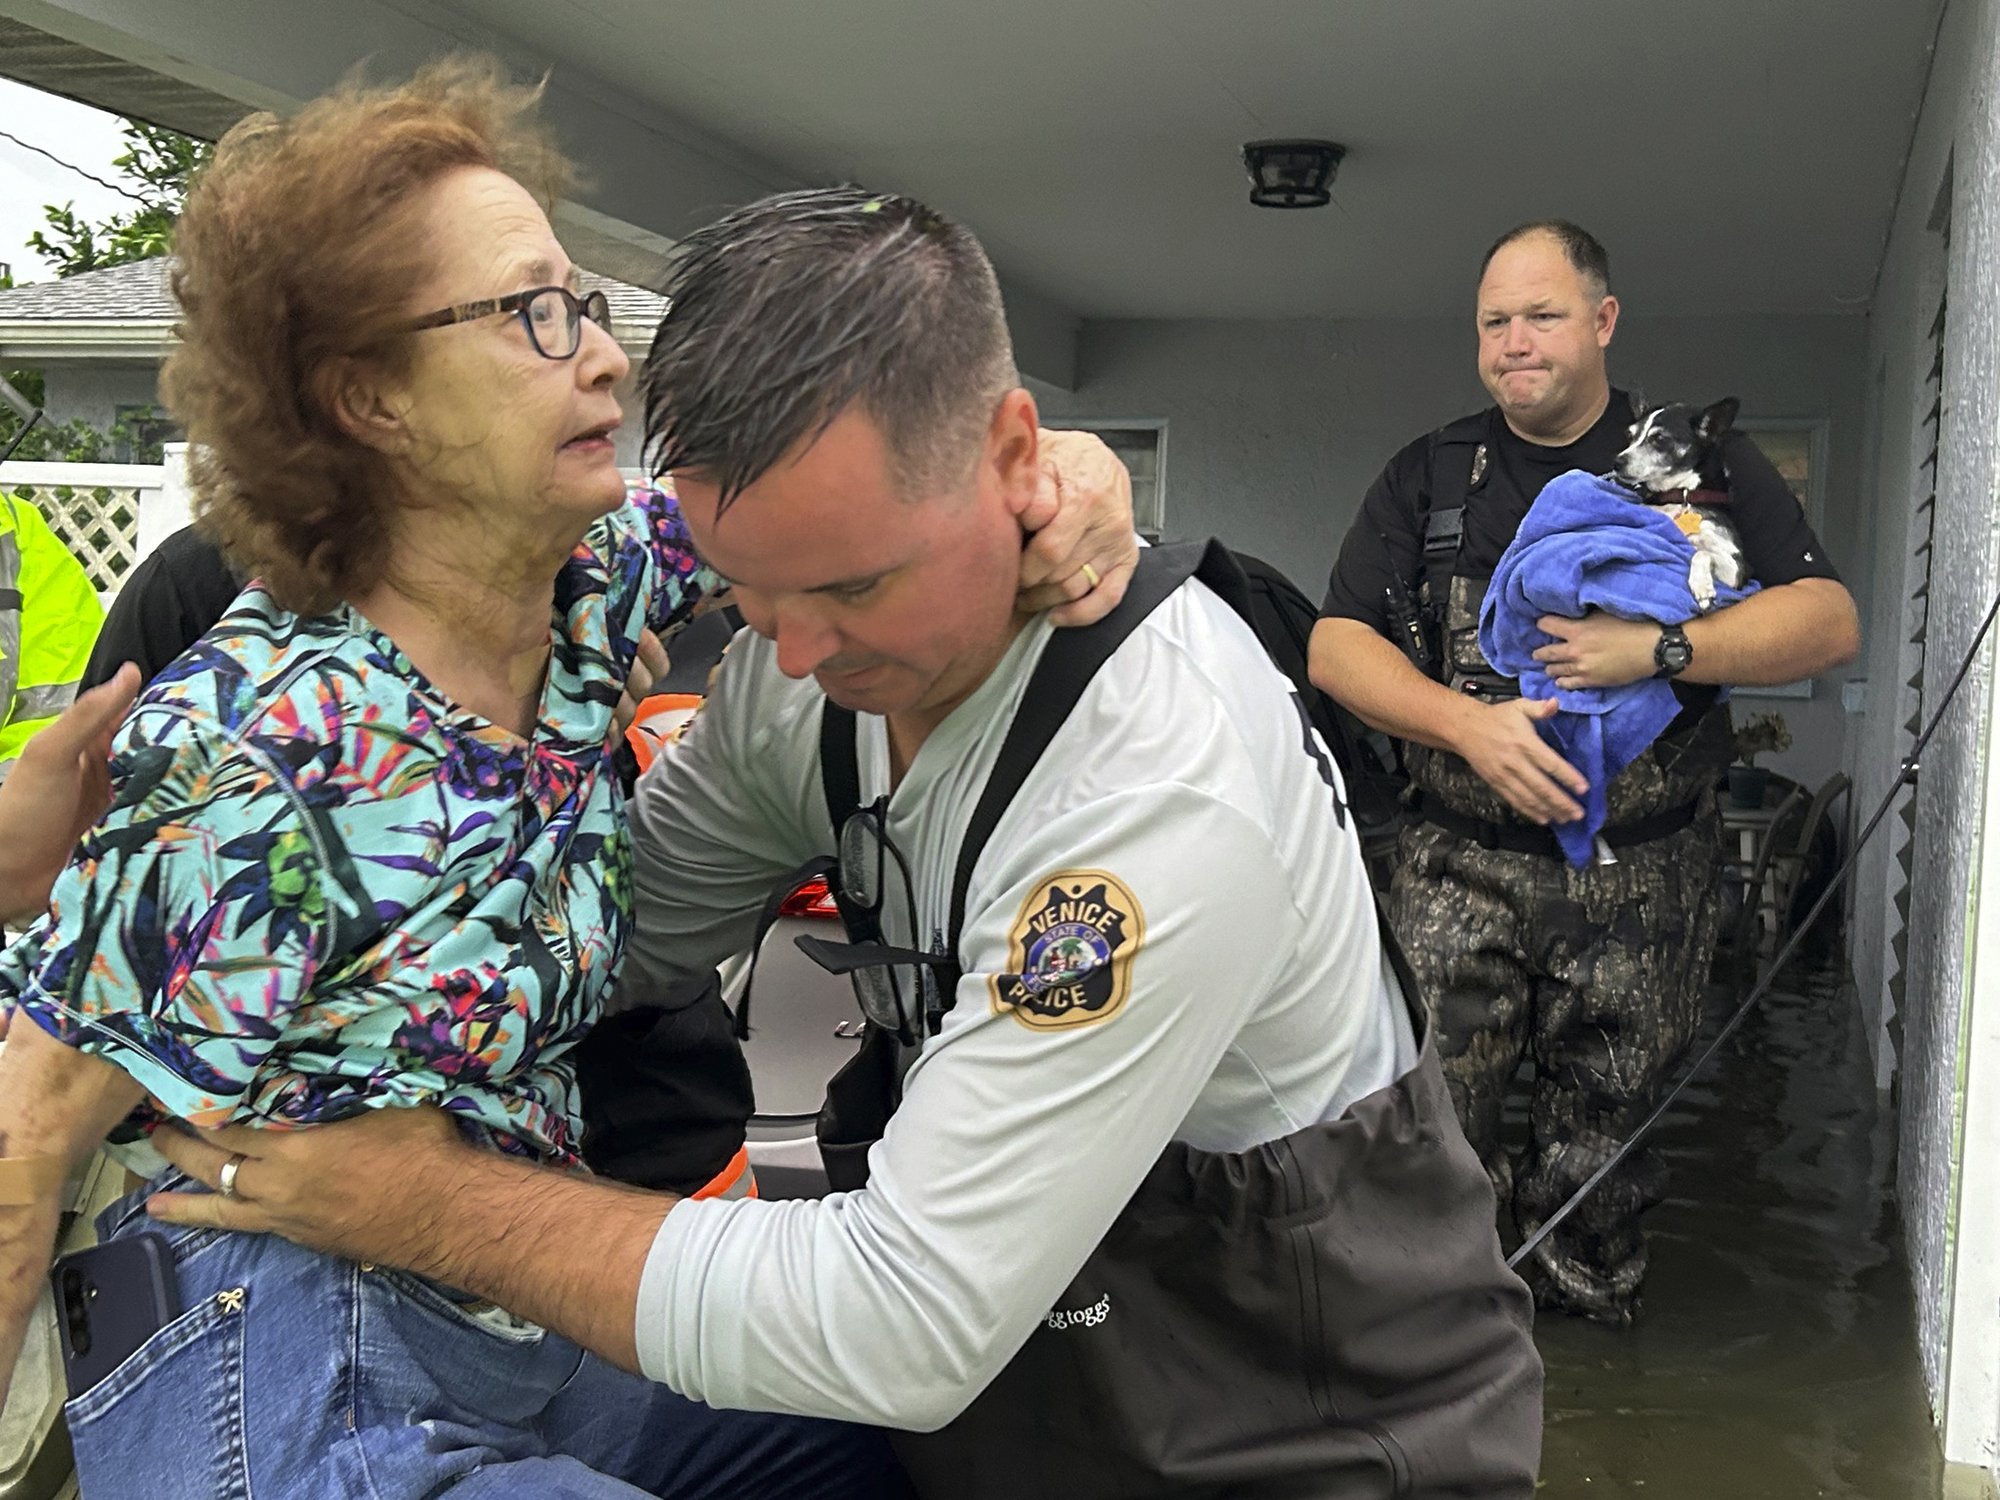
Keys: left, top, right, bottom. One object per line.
{"left": 162, "top": 56, "right": 572, "bottom": 614}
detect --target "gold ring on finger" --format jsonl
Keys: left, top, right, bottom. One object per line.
{"left": 1080, "top": 562, "right": 1101, "bottom": 591}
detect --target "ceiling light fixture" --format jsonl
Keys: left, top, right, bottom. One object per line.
{"left": 1242, "top": 139, "right": 1346, "bottom": 209}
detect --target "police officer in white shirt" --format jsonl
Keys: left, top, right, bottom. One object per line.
{"left": 155, "top": 188, "right": 1542, "bottom": 1499}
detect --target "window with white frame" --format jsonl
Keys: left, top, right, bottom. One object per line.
{"left": 1737, "top": 418, "right": 1828, "bottom": 530}
{"left": 1043, "top": 420, "right": 1166, "bottom": 539}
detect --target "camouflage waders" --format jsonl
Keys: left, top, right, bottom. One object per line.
{"left": 1392, "top": 577, "right": 1729, "bottom": 1323}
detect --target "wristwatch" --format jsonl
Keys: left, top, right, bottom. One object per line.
{"left": 1654, "top": 624, "right": 1694, "bottom": 679}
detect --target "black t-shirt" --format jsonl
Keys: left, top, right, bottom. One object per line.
{"left": 1320, "top": 392, "right": 1842, "bottom": 633}
{"left": 81, "top": 524, "right": 244, "bottom": 692}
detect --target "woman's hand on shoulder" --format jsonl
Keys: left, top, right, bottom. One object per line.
{"left": 1018, "top": 429, "right": 1140, "bottom": 627}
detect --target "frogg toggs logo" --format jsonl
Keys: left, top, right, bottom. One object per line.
{"left": 1045, "top": 1294, "right": 1111, "bottom": 1332}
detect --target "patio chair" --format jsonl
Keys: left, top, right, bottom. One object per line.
{"left": 1726, "top": 781, "right": 1807, "bottom": 983}
{"left": 1767, "top": 771, "right": 1852, "bottom": 958}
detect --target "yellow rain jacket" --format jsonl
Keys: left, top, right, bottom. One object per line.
{"left": 0, "top": 490, "right": 103, "bottom": 779}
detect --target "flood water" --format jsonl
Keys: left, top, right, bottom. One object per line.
{"left": 1530, "top": 965, "right": 1946, "bottom": 1498}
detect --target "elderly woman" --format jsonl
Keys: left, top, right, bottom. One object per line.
{"left": 0, "top": 60, "right": 1133, "bottom": 1500}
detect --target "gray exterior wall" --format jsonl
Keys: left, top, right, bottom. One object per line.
{"left": 1038, "top": 311, "right": 1870, "bottom": 792}
{"left": 1845, "top": 0, "right": 2000, "bottom": 1438}
{"left": 37, "top": 360, "right": 159, "bottom": 433}
{"left": 20, "top": 358, "right": 652, "bottom": 470}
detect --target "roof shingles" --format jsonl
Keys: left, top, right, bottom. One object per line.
{"left": 0, "top": 258, "right": 665, "bottom": 331}
{"left": 0, "top": 257, "right": 175, "bottom": 320}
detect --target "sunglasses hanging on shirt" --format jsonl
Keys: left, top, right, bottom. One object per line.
{"left": 738, "top": 799, "right": 950, "bottom": 1049}
{"left": 798, "top": 799, "right": 950, "bottom": 1048}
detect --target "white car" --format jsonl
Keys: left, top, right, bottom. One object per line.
{"left": 726, "top": 882, "right": 857, "bottom": 1200}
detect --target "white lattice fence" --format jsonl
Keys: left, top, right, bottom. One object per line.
{"left": 0, "top": 458, "right": 178, "bottom": 601}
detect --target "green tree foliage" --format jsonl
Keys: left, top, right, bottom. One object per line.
{"left": 1, "top": 119, "right": 209, "bottom": 461}
{"left": 26, "top": 121, "right": 210, "bottom": 279}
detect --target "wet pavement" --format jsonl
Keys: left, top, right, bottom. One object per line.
{"left": 1528, "top": 965, "right": 1946, "bottom": 1498}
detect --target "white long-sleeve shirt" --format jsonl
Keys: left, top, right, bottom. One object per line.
{"left": 618, "top": 577, "right": 1414, "bottom": 1430}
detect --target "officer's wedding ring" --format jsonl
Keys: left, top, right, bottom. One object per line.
{"left": 217, "top": 1153, "right": 247, "bottom": 1200}
{"left": 1079, "top": 562, "right": 1101, "bottom": 591}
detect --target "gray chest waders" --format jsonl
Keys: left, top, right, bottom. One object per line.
{"left": 750, "top": 543, "right": 1543, "bottom": 1499}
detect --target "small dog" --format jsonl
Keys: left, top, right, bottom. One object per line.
{"left": 1612, "top": 396, "right": 1748, "bottom": 611}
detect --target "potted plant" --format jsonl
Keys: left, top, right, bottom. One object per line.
{"left": 1729, "top": 711, "right": 1792, "bottom": 808}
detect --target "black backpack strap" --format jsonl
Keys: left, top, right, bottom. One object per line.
{"left": 942, "top": 540, "right": 1211, "bottom": 963}
{"left": 734, "top": 700, "right": 865, "bottom": 1040}
{"left": 1416, "top": 412, "right": 1494, "bottom": 659}
{"left": 819, "top": 698, "right": 863, "bottom": 832}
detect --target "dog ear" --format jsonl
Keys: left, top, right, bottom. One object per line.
{"left": 1694, "top": 397, "right": 1740, "bottom": 440}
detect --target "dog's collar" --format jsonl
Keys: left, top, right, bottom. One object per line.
{"left": 1664, "top": 486, "right": 1730, "bottom": 507}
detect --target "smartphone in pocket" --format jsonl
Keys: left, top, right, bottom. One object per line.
{"left": 50, "top": 1233, "right": 181, "bottom": 1398}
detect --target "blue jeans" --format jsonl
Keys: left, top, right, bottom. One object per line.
{"left": 65, "top": 1172, "right": 897, "bottom": 1499}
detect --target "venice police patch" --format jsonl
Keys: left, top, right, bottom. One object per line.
{"left": 989, "top": 870, "right": 1145, "bottom": 1031}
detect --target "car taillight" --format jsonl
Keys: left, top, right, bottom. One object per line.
{"left": 779, "top": 876, "right": 841, "bottom": 920}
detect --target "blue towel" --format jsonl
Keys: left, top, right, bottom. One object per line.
{"left": 1478, "top": 470, "right": 1757, "bottom": 867}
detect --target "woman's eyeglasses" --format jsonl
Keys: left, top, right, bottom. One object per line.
{"left": 406, "top": 285, "right": 613, "bottom": 361}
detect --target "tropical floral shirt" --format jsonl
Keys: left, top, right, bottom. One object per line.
{"left": 1, "top": 486, "right": 713, "bottom": 1164}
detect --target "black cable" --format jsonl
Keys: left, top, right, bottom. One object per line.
{"left": 0, "top": 128, "right": 149, "bottom": 206}
{"left": 1508, "top": 583, "right": 2000, "bottom": 1271}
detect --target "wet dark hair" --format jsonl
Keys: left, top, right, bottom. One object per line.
{"left": 640, "top": 186, "right": 1017, "bottom": 511}
{"left": 1480, "top": 219, "right": 1612, "bottom": 299}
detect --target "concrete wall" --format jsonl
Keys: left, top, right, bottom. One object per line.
{"left": 1848, "top": 0, "right": 1971, "bottom": 1125}
{"left": 1844, "top": 0, "right": 2000, "bottom": 1465}
{"left": 1846, "top": 0, "right": 1970, "bottom": 1426}
{"left": 1899, "top": 0, "right": 2000, "bottom": 1465}
{"left": 1926, "top": 0, "right": 2000, "bottom": 1456}
{"left": 1038, "top": 310, "right": 1870, "bottom": 792}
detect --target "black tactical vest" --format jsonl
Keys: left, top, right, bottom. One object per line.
{"left": 1403, "top": 406, "right": 1734, "bottom": 829}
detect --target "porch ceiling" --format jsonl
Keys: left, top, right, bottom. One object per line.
{"left": 0, "top": 0, "right": 1947, "bottom": 326}
{"left": 445, "top": 0, "right": 1945, "bottom": 320}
